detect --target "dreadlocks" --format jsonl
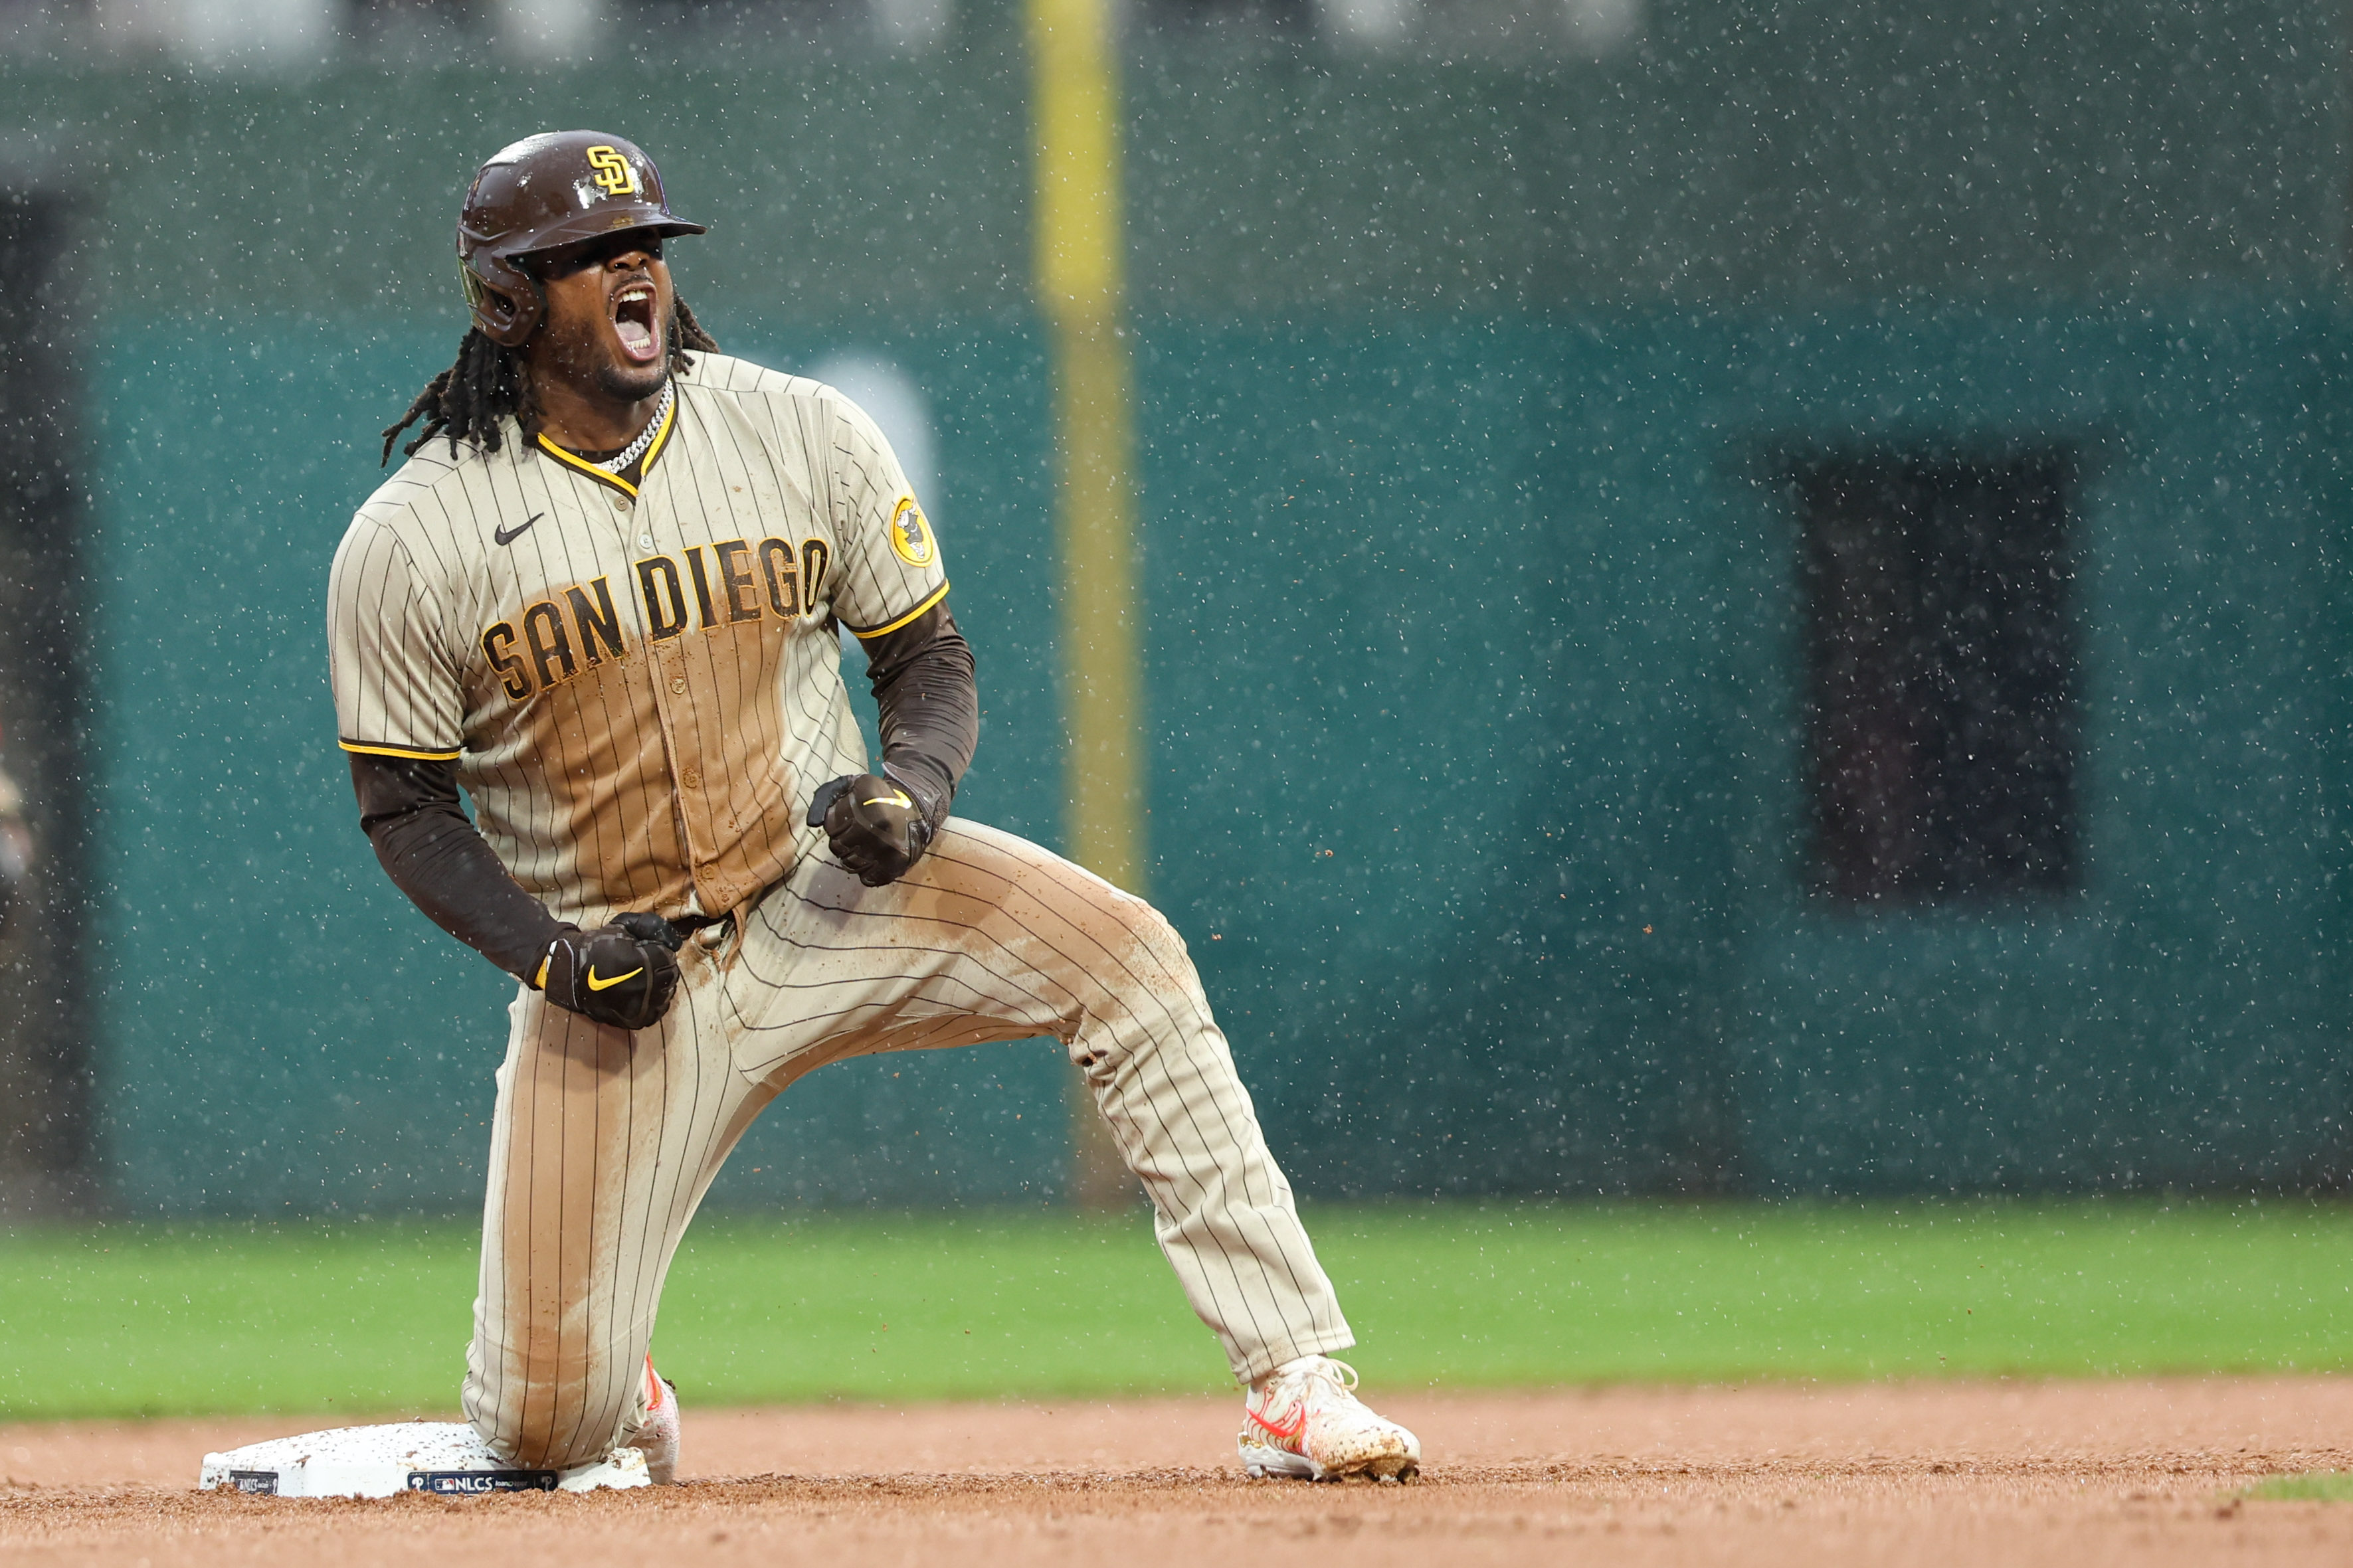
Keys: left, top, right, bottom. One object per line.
{"left": 379, "top": 295, "right": 721, "bottom": 466}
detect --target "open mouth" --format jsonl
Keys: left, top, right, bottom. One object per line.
{"left": 612, "top": 282, "right": 662, "bottom": 363}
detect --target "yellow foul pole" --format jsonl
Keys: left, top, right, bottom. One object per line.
{"left": 1028, "top": 0, "right": 1142, "bottom": 1209}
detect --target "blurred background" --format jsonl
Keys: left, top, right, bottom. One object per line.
{"left": 0, "top": 0, "right": 2347, "bottom": 1236}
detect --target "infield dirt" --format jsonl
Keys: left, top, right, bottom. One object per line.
{"left": 3, "top": 1377, "right": 2350, "bottom": 1565}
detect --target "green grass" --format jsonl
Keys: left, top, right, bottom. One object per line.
{"left": 2246, "top": 1473, "right": 2353, "bottom": 1502}
{"left": 2, "top": 1199, "right": 2350, "bottom": 1421}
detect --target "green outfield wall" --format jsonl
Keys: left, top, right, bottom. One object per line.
{"left": 7, "top": 0, "right": 2351, "bottom": 1209}
{"left": 80, "top": 300, "right": 2353, "bottom": 1211}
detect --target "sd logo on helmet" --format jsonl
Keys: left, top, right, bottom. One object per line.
{"left": 455, "top": 131, "right": 706, "bottom": 349}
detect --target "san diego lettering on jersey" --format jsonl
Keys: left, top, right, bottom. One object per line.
{"left": 480, "top": 534, "right": 833, "bottom": 702}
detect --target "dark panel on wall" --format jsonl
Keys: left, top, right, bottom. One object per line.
{"left": 1794, "top": 451, "right": 2080, "bottom": 907}
{"left": 0, "top": 186, "right": 94, "bottom": 1217}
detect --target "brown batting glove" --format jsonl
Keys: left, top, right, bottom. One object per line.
{"left": 531, "top": 914, "right": 683, "bottom": 1031}
{"left": 807, "top": 772, "right": 935, "bottom": 887}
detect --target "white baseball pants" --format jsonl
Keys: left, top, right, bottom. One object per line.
{"left": 460, "top": 818, "right": 1355, "bottom": 1470}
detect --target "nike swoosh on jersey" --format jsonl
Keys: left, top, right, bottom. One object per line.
{"left": 585, "top": 965, "right": 644, "bottom": 991}
{"left": 494, "top": 512, "right": 545, "bottom": 547}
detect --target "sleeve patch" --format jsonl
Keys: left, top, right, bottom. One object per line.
{"left": 888, "top": 497, "right": 937, "bottom": 567}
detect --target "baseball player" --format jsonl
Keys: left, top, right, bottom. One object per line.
{"left": 331, "top": 130, "right": 1419, "bottom": 1486}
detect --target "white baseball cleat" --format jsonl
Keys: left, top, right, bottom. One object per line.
{"left": 197, "top": 1421, "right": 649, "bottom": 1497}
{"left": 1236, "top": 1355, "right": 1420, "bottom": 1482}
{"left": 628, "top": 1355, "right": 681, "bottom": 1485}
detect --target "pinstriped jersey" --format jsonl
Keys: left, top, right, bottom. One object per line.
{"left": 327, "top": 353, "right": 950, "bottom": 924}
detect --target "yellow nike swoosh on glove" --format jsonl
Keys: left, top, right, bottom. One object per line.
{"left": 586, "top": 966, "right": 644, "bottom": 991}
{"left": 861, "top": 790, "right": 913, "bottom": 809}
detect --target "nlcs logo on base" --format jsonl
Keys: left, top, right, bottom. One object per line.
{"left": 409, "top": 1470, "right": 561, "bottom": 1494}
{"left": 889, "top": 497, "right": 936, "bottom": 566}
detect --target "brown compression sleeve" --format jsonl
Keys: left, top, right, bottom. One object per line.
{"left": 861, "top": 602, "right": 979, "bottom": 833}
{"left": 349, "top": 752, "right": 565, "bottom": 982}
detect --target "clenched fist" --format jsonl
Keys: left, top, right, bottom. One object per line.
{"left": 532, "top": 913, "right": 683, "bottom": 1031}
{"left": 807, "top": 772, "right": 935, "bottom": 887}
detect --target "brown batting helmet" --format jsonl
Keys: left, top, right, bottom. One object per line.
{"left": 456, "top": 131, "right": 708, "bottom": 348}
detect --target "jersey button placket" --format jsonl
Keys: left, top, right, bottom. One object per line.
{"left": 638, "top": 489, "right": 722, "bottom": 910}
{"left": 656, "top": 645, "right": 721, "bottom": 901}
